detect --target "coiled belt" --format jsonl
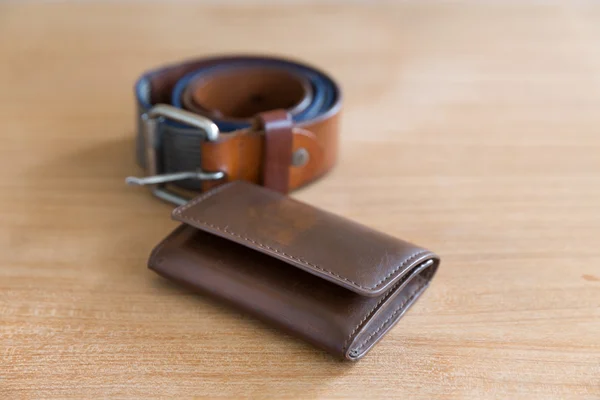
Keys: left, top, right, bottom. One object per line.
{"left": 126, "top": 55, "right": 342, "bottom": 205}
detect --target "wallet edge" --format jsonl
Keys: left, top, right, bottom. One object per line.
{"left": 344, "top": 258, "right": 439, "bottom": 360}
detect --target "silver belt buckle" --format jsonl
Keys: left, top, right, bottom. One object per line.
{"left": 125, "top": 104, "right": 225, "bottom": 206}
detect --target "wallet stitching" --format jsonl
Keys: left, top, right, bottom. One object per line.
{"left": 182, "top": 217, "right": 428, "bottom": 291}
{"left": 174, "top": 181, "right": 236, "bottom": 214}
{"left": 342, "top": 284, "right": 400, "bottom": 353}
{"left": 370, "top": 251, "right": 429, "bottom": 289}
{"left": 174, "top": 183, "right": 430, "bottom": 291}
{"left": 341, "top": 270, "right": 415, "bottom": 353}
{"left": 350, "top": 280, "right": 427, "bottom": 354}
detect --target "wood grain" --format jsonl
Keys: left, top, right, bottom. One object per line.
{"left": 1, "top": 1, "right": 599, "bottom": 399}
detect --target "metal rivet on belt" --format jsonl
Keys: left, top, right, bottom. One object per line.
{"left": 292, "top": 148, "right": 309, "bottom": 167}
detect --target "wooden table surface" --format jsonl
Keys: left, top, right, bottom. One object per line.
{"left": 2, "top": 1, "right": 599, "bottom": 399}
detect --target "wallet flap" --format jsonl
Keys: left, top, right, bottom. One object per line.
{"left": 171, "top": 181, "right": 435, "bottom": 297}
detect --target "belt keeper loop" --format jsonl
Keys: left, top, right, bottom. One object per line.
{"left": 254, "top": 110, "right": 294, "bottom": 193}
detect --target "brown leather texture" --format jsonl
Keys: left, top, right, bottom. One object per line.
{"left": 255, "top": 110, "right": 293, "bottom": 193}
{"left": 141, "top": 56, "right": 341, "bottom": 194}
{"left": 182, "top": 66, "right": 312, "bottom": 120}
{"left": 148, "top": 181, "right": 440, "bottom": 360}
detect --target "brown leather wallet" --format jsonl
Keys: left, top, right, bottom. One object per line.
{"left": 148, "top": 181, "right": 440, "bottom": 360}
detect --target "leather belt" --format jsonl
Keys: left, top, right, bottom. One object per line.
{"left": 126, "top": 56, "right": 342, "bottom": 205}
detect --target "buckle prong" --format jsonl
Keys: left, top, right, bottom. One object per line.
{"left": 126, "top": 170, "right": 225, "bottom": 186}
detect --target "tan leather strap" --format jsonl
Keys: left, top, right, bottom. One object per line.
{"left": 255, "top": 110, "right": 294, "bottom": 193}
{"left": 133, "top": 56, "right": 342, "bottom": 202}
